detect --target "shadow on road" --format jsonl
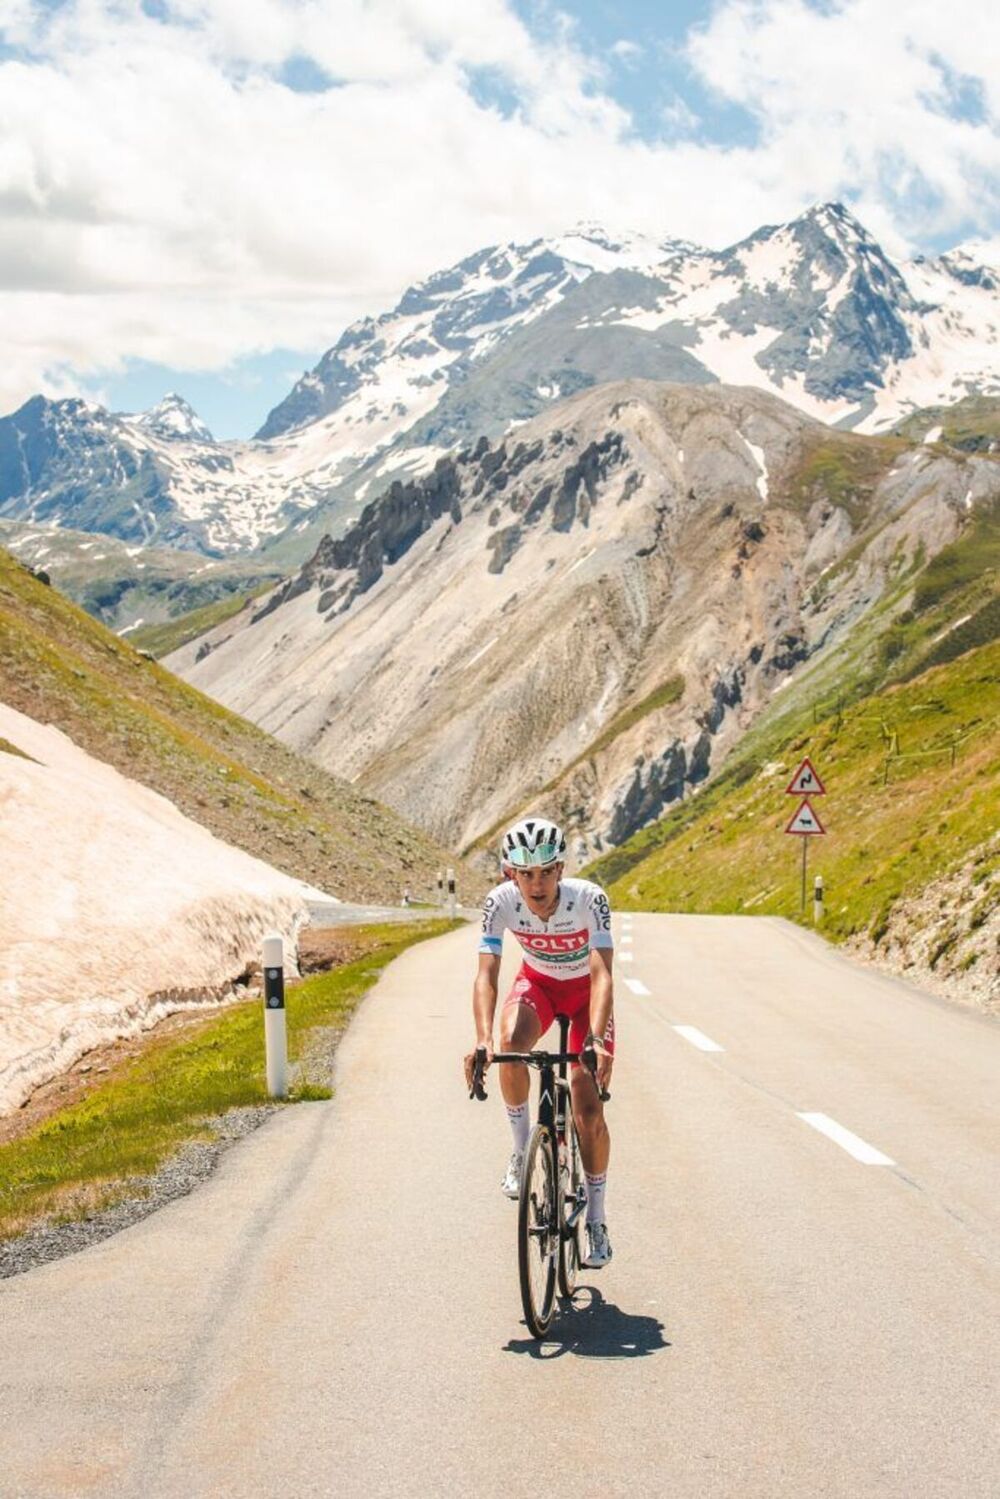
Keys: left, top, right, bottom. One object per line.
{"left": 503, "top": 1286, "right": 670, "bottom": 1360}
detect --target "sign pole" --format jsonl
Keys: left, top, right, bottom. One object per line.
{"left": 785, "top": 767, "right": 827, "bottom": 919}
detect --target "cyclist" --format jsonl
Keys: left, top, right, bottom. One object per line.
{"left": 464, "top": 816, "right": 615, "bottom": 1268}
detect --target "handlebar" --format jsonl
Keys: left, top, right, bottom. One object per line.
{"left": 469, "top": 1043, "right": 610, "bottom": 1102}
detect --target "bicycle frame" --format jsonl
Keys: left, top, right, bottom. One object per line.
{"left": 470, "top": 1017, "right": 608, "bottom": 1334}
{"left": 495, "top": 1012, "right": 574, "bottom": 1132}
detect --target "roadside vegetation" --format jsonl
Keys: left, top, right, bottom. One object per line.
{"left": 587, "top": 636, "right": 998, "bottom": 999}
{"left": 0, "top": 920, "right": 458, "bottom": 1244}
{"left": 0, "top": 548, "right": 478, "bottom": 904}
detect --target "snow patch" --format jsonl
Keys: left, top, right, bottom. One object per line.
{"left": 0, "top": 705, "right": 314, "bottom": 1115}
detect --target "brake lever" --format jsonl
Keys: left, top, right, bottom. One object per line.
{"left": 470, "top": 1045, "right": 488, "bottom": 1101}
{"left": 582, "top": 1044, "right": 611, "bottom": 1103}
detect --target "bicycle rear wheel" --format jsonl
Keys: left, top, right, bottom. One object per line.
{"left": 518, "top": 1125, "right": 558, "bottom": 1337}
{"left": 558, "top": 1112, "right": 586, "bottom": 1298}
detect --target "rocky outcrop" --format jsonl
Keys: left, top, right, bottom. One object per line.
{"left": 170, "top": 379, "right": 1000, "bottom": 857}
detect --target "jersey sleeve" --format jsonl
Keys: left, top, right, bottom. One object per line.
{"left": 478, "top": 885, "right": 508, "bottom": 957}
{"left": 587, "top": 883, "right": 614, "bottom": 949}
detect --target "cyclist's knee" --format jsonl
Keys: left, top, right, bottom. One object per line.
{"left": 500, "top": 1006, "right": 539, "bottom": 1051}
{"left": 572, "top": 1095, "right": 604, "bottom": 1133}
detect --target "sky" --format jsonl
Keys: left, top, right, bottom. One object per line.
{"left": 1, "top": 0, "right": 998, "bottom": 438}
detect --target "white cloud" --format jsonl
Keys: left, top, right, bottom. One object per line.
{"left": 0, "top": 0, "right": 997, "bottom": 417}
{"left": 685, "top": 0, "right": 1000, "bottom": 244}
{"left": 611, "top": 38, "right": 642, "bottom": 64}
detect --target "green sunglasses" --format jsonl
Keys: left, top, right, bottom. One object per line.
{"left": 506, "top": 842, "right": 561, "bottom": 868}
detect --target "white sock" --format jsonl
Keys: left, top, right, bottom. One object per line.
{"left": 506, "top": 1101, "right": 530, "bottom": 1153}
{"left": 585, "top": 1171, "right": 607, "bottom": 1225}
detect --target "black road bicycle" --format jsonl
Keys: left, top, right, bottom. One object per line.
{"left": 470, "top": 1015, "right": 610, "bottom": 1338}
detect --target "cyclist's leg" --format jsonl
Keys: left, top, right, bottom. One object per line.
{"left": 498, "top": 970, "right": 550, "bottom": 1108}
{"left": 569, "top": 1007, "right": 614, "bottom": 1177}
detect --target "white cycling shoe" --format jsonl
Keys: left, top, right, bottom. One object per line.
{"left": 583, "top": 1221, "right": 613, "bottom": 1268}
{"left": 501, "top": 1151, "right": 523, "bottom": 1199}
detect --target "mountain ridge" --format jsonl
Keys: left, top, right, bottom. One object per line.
{"left": 166, "top": 378, "right": 999, "bottom": 857}
{"left": 3, "top": 204, "right": 998, "bottom": 564}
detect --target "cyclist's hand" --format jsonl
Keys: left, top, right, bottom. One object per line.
{"left": 464, "top": 1040, "right": 493, "bottom": 1092}
{"left": 591, "top": 1036, "right": 614, "bottom": 1093}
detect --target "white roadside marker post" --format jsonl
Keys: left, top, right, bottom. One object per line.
{"left": 814, "top": 874, "right": 825, "bottom": 924}
{"left": 262, "top": 933, "right": 288, "bottom": 1100}
{"left": 437, "top": 869, "right": 444, "bottom": 906}
{"left": 447, "top": 867, "right": 457, "bottom": 919}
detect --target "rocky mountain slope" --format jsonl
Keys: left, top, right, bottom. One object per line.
{"left": 0, "top": 546, "right": 479, "bottom": 904}
{"left": 3, "top": 207, "right": 998, "bottom": 567}
{"left": 167, "top": 379, "right": 1000, "bottom": 857}
{"left": 0, "top": 394, "right": 340, "bottom": 555}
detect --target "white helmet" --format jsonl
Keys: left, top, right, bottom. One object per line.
{"left": 501, "top": 816, "right": 566, "bottom": 870}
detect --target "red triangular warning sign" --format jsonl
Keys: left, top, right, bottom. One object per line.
{"left": 786, "top": 757, "right": 826, "bottom": 796}
{"left": 785, "top": 797, "right": 826, "bottom": 836}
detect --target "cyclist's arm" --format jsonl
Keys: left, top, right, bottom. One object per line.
{"left": 472, "top": 952, "right": 501, "bottom": 1048}
{"left": 588, "top": 946, "right": 614, "bottom": 1048}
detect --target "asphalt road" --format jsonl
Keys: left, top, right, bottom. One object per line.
{"left": 1, "top": 915, "right": 998, "bottom": 1498}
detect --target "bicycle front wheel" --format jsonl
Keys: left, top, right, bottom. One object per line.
{"left": 518, "top": 1125, "right": 558, "bottom": 1338}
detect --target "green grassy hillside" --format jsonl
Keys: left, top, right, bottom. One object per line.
{"left": 893, "top": 394, "right": 1000, "bottom": 454}
{"left": 0, "top": 548, "right": 480, "bottom": 904}
{"left": 587, "top": 637, "right": 998, "bottom": 997}
{"left": 129, "top": 582, "right": 274, "bottom": 658}
{"left": 0, "top": 519, "right": 280, "bottom": 635}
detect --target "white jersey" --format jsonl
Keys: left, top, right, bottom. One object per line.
{"left": 479, "top": 877, "right": 614, "bottom": 982}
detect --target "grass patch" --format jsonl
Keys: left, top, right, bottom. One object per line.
{"left": 0, "top": 736, "right": 34, "bottom": 760}
{"left": 575, "top": 675, "right": 685, "bottom": 766}
{"left": 130, "top": 580, "right": 275, "bottom": 659}
{"left": 912, "top": 496, "right": 1000, "bottom": 614}
{"left": 586, "top": 639, "right": 1000, "bottom": 944}
{"left": 0, "top": 547, "right": 473, "bottom": 904}
{"left": 893, "top": 395, "right": 1000, "bottom": 455}
{"left": 785, "top": 433, "right": 904, "bottom": 526}
{"left": 0, "top": 919, "right": 459, "bottom": 1244}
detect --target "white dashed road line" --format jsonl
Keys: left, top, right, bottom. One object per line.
{"left": 673, "top": 1025, "right": 725, "bottom": 1053}
{"left": 622, "top": 977, "right": 651, "bottom": 996}
{"left": 618, "top": 953, "right": 634, "bottom": 963}
{"left": 797, "top": 1112, "right": 895, "bottom": 1166}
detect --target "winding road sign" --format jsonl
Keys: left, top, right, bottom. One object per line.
{"left": 786, "top": 757, "right": 826, "bottom": 796}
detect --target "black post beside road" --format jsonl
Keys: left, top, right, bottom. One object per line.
{"left": 262, "top": 933, "right": 288, "bottom": 1099}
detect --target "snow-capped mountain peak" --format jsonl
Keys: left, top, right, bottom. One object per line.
{"left": 134, "top": 393, "right": 214, "bottom": 444}
{"left": 4, "top": 202, "right": 1000, "bottom": 561}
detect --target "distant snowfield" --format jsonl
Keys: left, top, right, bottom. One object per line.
{"left": 0, "top": 706, "right": 328, "bottom": 1115}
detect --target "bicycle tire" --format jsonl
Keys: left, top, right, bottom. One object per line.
{"left": 558, "top": 1111, "right": 586, "bottom": 1298}
{"left": 518, "top": 1125, "right": 558, "bottom": 1337}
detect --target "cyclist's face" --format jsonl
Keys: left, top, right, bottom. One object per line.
{"left": 510, "top": 862, "right": 563, "bottom": 912}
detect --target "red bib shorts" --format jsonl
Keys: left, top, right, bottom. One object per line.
{"left": 503, "top": 962, "right": 615, "bottom": 1059}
